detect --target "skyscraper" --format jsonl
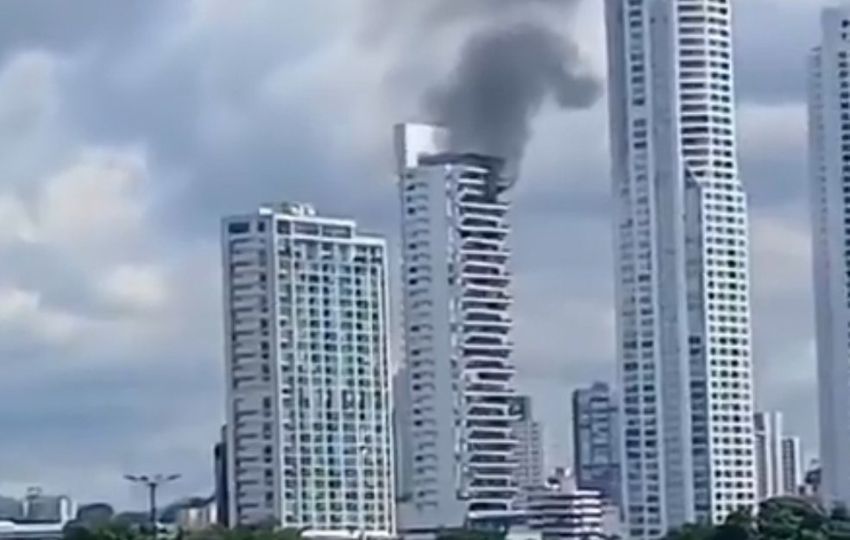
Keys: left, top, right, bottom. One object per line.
{"left": 512, "top": 396, "right": 545, "bottom": 490}
{"left": 222, "top": 203, "right": 395, "bottom": 536}
{"left": 605, "top": 0, "right": 756, "bottom": 535}
{"left": 809, "top": 5, "right": 850, "bottom": 509}
{"left": 571, "top": 382, "right": 620, "bottom": 508}
{"left": 781, "top": 436, "right": 803, "bottom": 496}
{"left": 394, "top": 123, "right": 518, "bottom": 531}
{"left": 754, "top": 412, "right": 784, "bottom": 501}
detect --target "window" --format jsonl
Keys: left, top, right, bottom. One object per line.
{"left": 229, "top": 222, "right": 250, "bottom": 234}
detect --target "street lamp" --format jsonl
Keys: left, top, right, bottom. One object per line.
{"left": 124, "top": 473, "right": 181, "bottom": 539}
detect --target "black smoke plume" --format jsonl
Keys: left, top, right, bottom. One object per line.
{"left": 368, "top": 0, "right": 601, "bottom": 169}
{"left": 427, "top": 22, "right": 600, "bottom": 166}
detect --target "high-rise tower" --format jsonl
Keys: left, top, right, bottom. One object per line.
{"left": 780, "top": 436, "right": 803, "bottom": 496}
{"left": 605, "top": 1, "right": 756, "bottom": 535}
{"left": 572, "top": 382, "right": 621, "bottom": 508}
{"left": 222, "top": 203, "right": 395, "bottom": 536}
{"left": 512, "top": 396, "right": 545, "bottom": 491}
{"left": 394, "top": 124, "right": 519, "bottom": 532}
{"left": 809, "top": 5, "right": 850, "bottom": 509}
{"left": 754, "top": 412, "right": 784, "bottom": 501}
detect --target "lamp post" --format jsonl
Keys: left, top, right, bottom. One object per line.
{"left": 124, "top": 473, "right": 181, "bottom": 539}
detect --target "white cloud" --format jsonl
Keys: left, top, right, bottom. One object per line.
{"left": 750, "top": 212, "right": 812, "bottom": 298}
{"left": 0, "top": 287, "right": 80, "bottom": 344}
{"left": 36, "top": 149, "right": 149, "bottom": 251}
{"left": 738, "top": 102, "right": 807, "bottom": 159}
{"left": 98, "top": 264, "right": 169, "bottom": 314}
{"left": 0, "top": 50, "right": 59, "bottom": 135}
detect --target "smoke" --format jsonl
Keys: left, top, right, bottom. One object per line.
{"left": 428, "top": 23, "right": 600, "bottom": 165}
{"left": 366, "top": 0, "right": 601, "bottom": 168}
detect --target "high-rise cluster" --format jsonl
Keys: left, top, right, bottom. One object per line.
{"left": 206, "top": 1, "right": 850, "bottom": 537}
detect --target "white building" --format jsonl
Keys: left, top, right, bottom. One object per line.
{"left": 0, "top": 522, "right": 65, "bottom": 540}
{"left": 521, "top": 469, "right": 605, "bottom": 540}
{"left": 174, "top": 498, "right": 218, "bottom": 531}
{"left": 394, "top": 123, "right": 519, "bottom": 532}
{"left": 781, "top": 436, "right": 804, "bottom": 496}
{"left": 754, "top": 412, "right": 784, "bottom": 501}
{"left": 808, "top": 5, "right": 850, "bottom": 509}
{"left": 604, "top": 0, "right": 757, "bottom": 536}
{"left": 512, "top": 396, "right": 546, "bottom": 490}
{"left": 222, "top": 203, "right": 395, "bottom": 536}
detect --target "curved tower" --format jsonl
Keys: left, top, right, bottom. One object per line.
{"left": 605, "top": 1, "right": 756, "bottom": 536}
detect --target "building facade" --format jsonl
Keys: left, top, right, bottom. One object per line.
{"left": 394, "top": 123, "right": 519, "bottom": 531}
{"left": 605, "top": 0, "right": 757, "bottom": 535}
{"left": 222, "top": 203, "right": 395, "bottom": 536}
{"left": 754, "top": 412, "right": 784, "bottom": 501}
{"left": 521, "top": 469, "right": 605, "bottom": 540}
{"left": 21, "top": 489, "right": 73, "bottom": 524}
{"left": 571, "top": 382, "right": 620, "bottom": 508}
{"left": 781, "top": 436, "right": 804, "bottom": 496}
{"left": 808, "top": 5, "right": 850, "bottom": 509}
{"left": 512, "top": 396, "right": 546, "bottom": 490}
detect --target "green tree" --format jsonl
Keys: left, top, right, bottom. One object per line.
{"left": 663, "top": 522, "right": 714, "bottom": 540}
{"left": 436, "top": 527, "right": 505, "bottom": 540}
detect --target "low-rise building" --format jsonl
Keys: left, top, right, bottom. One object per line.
{"left": 174, "top": 498, "right": 217, "bottom": 531}
{"left": 0, "top": 521, "right": 65, "bottom": 540}
{"left": 520, "top": 469, "right": 605, "bottom": 540}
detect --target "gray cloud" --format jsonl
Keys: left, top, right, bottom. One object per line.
{"left": 734, "top": 0, "right": 821, "bottom": 105}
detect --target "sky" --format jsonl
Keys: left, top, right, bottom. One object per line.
{"left": 0, "top": 0, "right": 830, "bottom": 509}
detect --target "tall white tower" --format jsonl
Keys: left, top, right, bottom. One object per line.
{"left": 809, "top": 5, "right": 850, "bottom": 510}
{"left": 394, "top": 124, "right": 519, "bottom": 532}
{"left": 605, "top": 1, "right": 757, "bottom": 536}
{"left": 222, "top": 203, "right": 395, "bottom": 536}
{"left": 754, "top": 412, "right": 785, "bottom": 501}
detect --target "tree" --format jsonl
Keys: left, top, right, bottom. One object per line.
{"left": 663, "top": 522, "right": 713, "bottom": 540}
{"left": 63, "top": 522, "right": 144, "bottom": 540}
{"left": 436, "top": 527, "right": 505, "bottom": 540}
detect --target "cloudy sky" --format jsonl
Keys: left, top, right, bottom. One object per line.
{"left": 0, "top": 0, "right": 829, "bottom": 509}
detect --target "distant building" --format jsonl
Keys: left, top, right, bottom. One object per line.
{"left": 521, "top": 469, "right": 605, "bottom": 540}
{"left": 804, "top": 461, "right": 822, "bottom": 499}
{"left": 809, "top": 4, "right": 850, "bottom": 509}
{"left": 512, "top": 396, "right": 545, "bottom": 490}
{"left": 0, "top": 521, "right": 65, "bottom": 540}
{"left": 0, "top": 499, "right": 22, "bottom": 522}
{"left": 222, "top": 203, "right": 395, "bottom": 536}
{"left": 755, "top": 412, "right": 785, "bottom": 501}
{"left": 571, "top": 382, "right": 620, "bottom": 507}
{"left": 781, "top": 436, "right": 804, "bottom": 496}
{"left": 175, "top": 498, "right": 217, "bottom": 531}
{"left": 0, "top": 489, "right": 74, "bottom": 540}
{"left": 213, "top": 425, "right": 229, "bottom": 527}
